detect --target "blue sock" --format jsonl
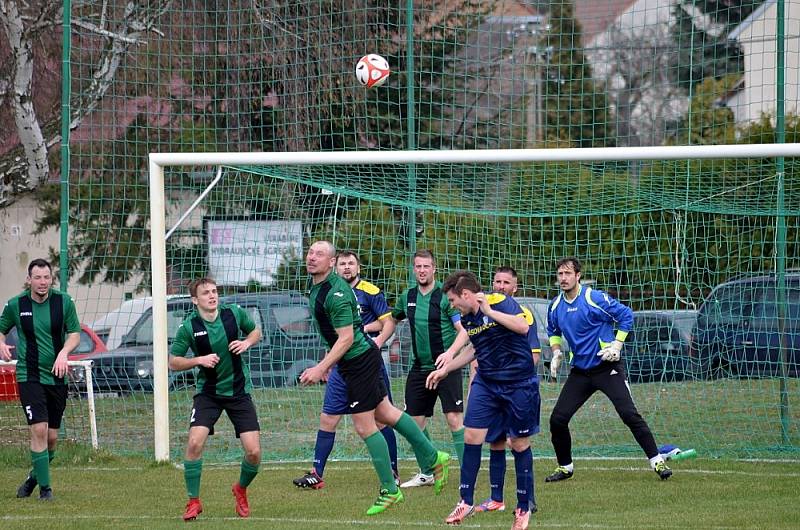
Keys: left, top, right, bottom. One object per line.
{"left": 512, "top": 447, "right": 534, "bottom": 512}
{"left": 460, "top": 443, "right": 482, "bottom": 506}
{"left": 380, "top": 426, "right": 399, "bottom": 475}
{"left": 313, "top": 430, "right": 336, "bottom": 477}
{"left": 489, "top": 448, "right": 506, "bottom": 502}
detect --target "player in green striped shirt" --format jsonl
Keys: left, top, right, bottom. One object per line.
{"left": 391, "top": 249, "right": 471, "bottom": 488}
{"left": 169, "top": 277, "right": 263, "bottom": 521}
{"left": 0, "top": 258, "right": 81, "bottom": 501}
{"left": 299, "top": 241, "right": 450, "bottom": 516}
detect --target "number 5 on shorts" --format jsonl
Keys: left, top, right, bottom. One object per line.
{"left": 25, "top": 405, "right": 33, "bottom": 420}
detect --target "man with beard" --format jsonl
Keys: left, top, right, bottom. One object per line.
{"left": 545, "top": 257, "right": 672, "bottom": 483}
{"left": 0, "top": 258, "right": 81, "bottom": 501}
{"left": 391, "top": 250, "right": 470, "bottom": 488}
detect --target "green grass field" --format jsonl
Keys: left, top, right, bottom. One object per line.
{"left": 3, "top": 377, "right": 796, "bottom": 462}
{"left": 1, "top": 450, "right": 799, "bottom": 529}
{"left": 1, "top": 376, "right": 798, "bottom": 528}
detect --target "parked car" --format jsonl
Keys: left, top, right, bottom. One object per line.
{"left": 386, "top": 319, "right": 412, "bottom": 378}
{"left": 691, "top": 272, "right": 800, "bottom": 378}
{"left": 0, "top": 324, "right": 108, "bottom": 399}
{"left": 86, "top": 292, "right": 327, "bottom": 393}
{"left": 90, "top": 295, "right": 186, "bottom": 349}
{"left": 624, "top": 310, "right": 697, "bottom": 383}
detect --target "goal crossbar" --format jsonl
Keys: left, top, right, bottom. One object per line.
{"left": 148, "top": 143, "right": 800, "bottom": 461}
{"left": 150, "top": 144, "right": 800, "bottom": 167}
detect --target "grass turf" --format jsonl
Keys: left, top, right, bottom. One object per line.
{"left": 1, "top": 454, "right": 798, "bottom": 529}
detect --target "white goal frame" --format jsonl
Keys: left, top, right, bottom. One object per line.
{"left": 0, "top": 359, "right": 98, "bottom": 449}
{"left": 148, "top": 143, "right": 800, "bottom": 461}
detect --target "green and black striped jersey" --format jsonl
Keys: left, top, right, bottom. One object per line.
{"left": 309, "top": 271, "right": 373, "bottom": 361}
{"left": 392, "top": 282, "right": 460, "bottom": 371}
{"left": 0, "top": 289, "right": 81, "bottom": 385}
{"left": 171, "top": 304, "right": 256, "bottom": 397}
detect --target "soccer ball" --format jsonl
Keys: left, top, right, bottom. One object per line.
{"left": 355, "top": 54, "right": 390, "bottom": 88}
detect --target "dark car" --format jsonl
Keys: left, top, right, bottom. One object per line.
{"left": 691, "top": 272, "right": 800, "bottom": 378}
{"left": 86, "top": 292, "right": 326, "bottom": 393}
{"left": 624, "top": 310, "right": 697, "bottom": 383}
{"left": 0, "top": 324, "right": 108, "bottom": 398}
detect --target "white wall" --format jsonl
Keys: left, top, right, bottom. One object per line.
{"left": 0, "top": 195, "right": 142, "bottom": 324}
{"left": 732, "top": 0, "right": 800, "bottom": 125}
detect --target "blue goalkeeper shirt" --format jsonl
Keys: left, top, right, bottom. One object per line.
{"left": 546, "top": 286, "right": 633, "bottom": 370}
{"left": 460, "top": 293, "right": 536, "bottom": 383}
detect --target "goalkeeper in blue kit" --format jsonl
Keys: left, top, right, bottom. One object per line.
{"left": 545, "top": 257, "right": 672, "bottom": 482}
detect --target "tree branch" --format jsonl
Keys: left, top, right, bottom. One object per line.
{"left": 0, "top": 0, "right": 173, "bottom": 208}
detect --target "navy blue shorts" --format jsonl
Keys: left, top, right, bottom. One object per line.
{"left": 465, "top": 373, "right": 540, "bottom": 440}
{"left": 322, "top": 357, "right": 393, "bottom": 415}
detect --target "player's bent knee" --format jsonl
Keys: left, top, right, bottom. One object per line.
{"left": 509, "top": 437, "right": 531, "bottom": 452}
{"left": 550, "top": 412, "right": 570, "bottom": 430}
{"left": 319, "top": 413, "right": 342, "bottom": 431}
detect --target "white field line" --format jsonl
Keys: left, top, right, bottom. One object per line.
{"left": 65, "top": 458, "right": 800, "bottom": 478}
{"left": 0, "top": 514, "right": 733, "bottom": 529}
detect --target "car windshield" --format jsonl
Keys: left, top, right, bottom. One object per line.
{"left": 74, "top": 330, "right": 96, "bottom": 354}
{"left": 121, "top": 306, "right": 192, "bottom": 346}
{"left": 703, "top": 284, "right": 756, "bottom": 325}
{"left": 272, "top": 304, "right": 315, "bottom": 337}
{"left": 669, "top": 313, "right": 698, "bottom": 336}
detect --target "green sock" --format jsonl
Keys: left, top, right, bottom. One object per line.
{"left": 31, "top": 450, "right": 50, "bottom": 488}
{"left": 394, "top": 413, "right": 438, "bottom": 472}
{"left": 239, "top": 459, "right": 260, "bottom": 488}
{"left": 29, "top": 449, "right": 55, "bottom": 481}
{"left": 422, "top": 426, "right": 433, "bottom": 442}
{"left": 451, "top": 427, "right": 465, "bottom": 464}
{"left": 184, "top": 459, "right": 202, "bottom": 499}
{"left": 364, "top": 431, "right": 397, "bottom": 493}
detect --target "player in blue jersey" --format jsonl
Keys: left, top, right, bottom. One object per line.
{"left": 468, "top": 266, "right": 540, "bottom": 515}
{"left": 428, "top": 271, "right": 539, "bottom": 530}
{"left": 545, "top": 257, "right": 672, "bottom": 482}
{"left": 293, "top": 250, "right": 399, "bottom": 489}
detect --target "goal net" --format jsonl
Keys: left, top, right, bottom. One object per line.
{"left": 0, "top": 360, "right": 98, "bottom": 452}
{"left": 149, "top": 144, "right": 800, "bottom": 462}
{"left": 10, "top": 0, "right": 798, "bottom": 465}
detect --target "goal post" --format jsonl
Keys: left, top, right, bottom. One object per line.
{"left": 0, "top": 359, "right": 98, "bottom": 450}
{"left": 149, "top": 143, "right": 800, "bottom": 462}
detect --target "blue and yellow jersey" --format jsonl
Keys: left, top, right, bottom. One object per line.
{"left": 546, "top": 285, "right": 633, "bottom": 370}
{"left": 520, "top": 306, "right": 541, "bottom": 358}
{"left": 459, "top": 293, "right": 536, "bottom": 383}
{"left": 353, "top": 279, "right": 391, "bottom": 335}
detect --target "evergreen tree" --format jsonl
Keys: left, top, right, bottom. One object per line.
{"left": 670, "top": 0, "right": 763, "bottom": 90}
{"left": 541, "top": 1, "right": 614, "bottom": 147}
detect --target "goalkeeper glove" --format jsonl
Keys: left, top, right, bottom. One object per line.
{"left": 597, "top": 340, "right": 623, "bottom": 362}
{"left": 550, "top": 350, "right": 563, "bottom": 379}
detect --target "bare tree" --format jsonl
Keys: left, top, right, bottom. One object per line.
{"left": 588, "top": 21, "right": 687, "bottom": 147}
{"left": 0, "top": 0, "right": 172, "bottom": 207}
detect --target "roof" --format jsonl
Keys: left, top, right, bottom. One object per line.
{"left": 574, "top": 0, "right": 639, "bottom": 43}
